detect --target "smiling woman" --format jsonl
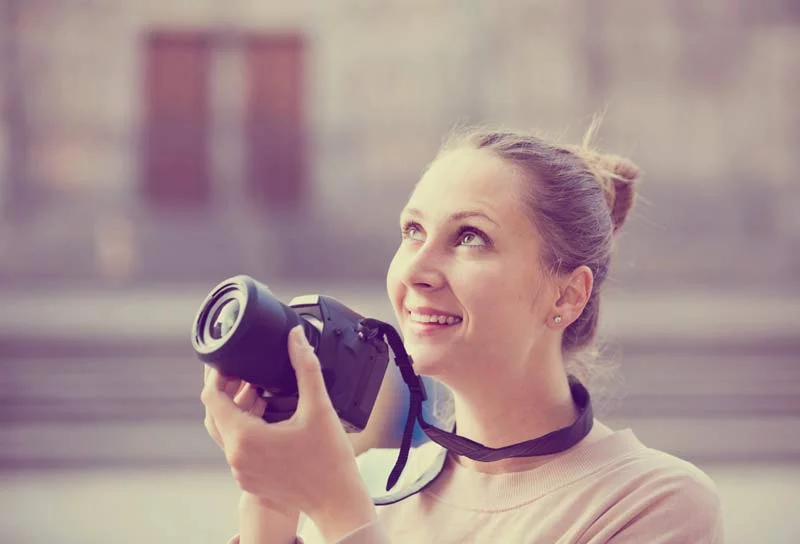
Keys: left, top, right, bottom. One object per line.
{"left": 209, "top": 121, "right": 724, "bottom": 544}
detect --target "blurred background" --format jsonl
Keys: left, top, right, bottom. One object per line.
{"left": 0, "top": 0, "right": 798, "bottom": 542}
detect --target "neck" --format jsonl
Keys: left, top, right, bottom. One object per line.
{"left": 445, "top": 351, "right": 582, "bottom": 473}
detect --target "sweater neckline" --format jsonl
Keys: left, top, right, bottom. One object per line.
{"left": 421, "top": 428, "right": 644, "bottom": 512}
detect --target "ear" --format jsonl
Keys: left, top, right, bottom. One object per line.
{"left": 548, "top": 265, "right": 593, "bottom": 329}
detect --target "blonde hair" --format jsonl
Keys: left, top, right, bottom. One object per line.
{"left": 564, "top": 119, "right": 639, "bottom": 234}
{"left": 437, "top": 119, "right": 640, "bottom": 387}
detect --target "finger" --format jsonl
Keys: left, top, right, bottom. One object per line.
{"left": 287, "top": 325, "right": 332, "bottom": 414}
{"left": 204, "top": 413, "right": 224, "bottom": 448}
{"left": 234, "top": 382, "right": 261, "bottom": 412}
{"left": 251, "top": 395, "right": 267, "bottom": 418}
{"left": 202, "top": 382, "right": 250, "bottom": 440}
{"left": 209, "top": 366, "right": 243, "bottom": 400}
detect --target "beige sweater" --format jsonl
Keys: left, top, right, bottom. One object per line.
{"left": 298, "top": 428, "right": 723, "bottom": 543}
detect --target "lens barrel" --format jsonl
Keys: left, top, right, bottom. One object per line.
{"left": 191, "top": 275, "right": 304, "bottom": 395}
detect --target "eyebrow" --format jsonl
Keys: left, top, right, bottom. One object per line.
{"left": 402, "top": 208, "right": 500, "bottom": 228}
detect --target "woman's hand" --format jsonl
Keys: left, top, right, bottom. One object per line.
{"left": 201, "top": 325, "right": 377, "bottom": 541}
{"left": 203, "top": 364, "right": 267, "bottom": 449}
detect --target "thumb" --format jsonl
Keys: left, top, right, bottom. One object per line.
{"left": 288, "top": 325, "right": 332, "bottom": 414}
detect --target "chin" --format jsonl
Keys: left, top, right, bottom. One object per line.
{"left": 404, "top": 343, "right": 453, "bottom": 378}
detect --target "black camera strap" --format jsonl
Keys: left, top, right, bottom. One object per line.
{"left": 359, "top": 319, "right": 594, "bottom": 494}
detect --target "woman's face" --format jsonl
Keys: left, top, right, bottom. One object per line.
{"left": 386, "top": 148, "right": 555, "bottom": 382}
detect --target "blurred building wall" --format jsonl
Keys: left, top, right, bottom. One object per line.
{"left": 0, "top": 10, "right": 798, "bottom": 542}
{"left": 0, "top": 0, "right": 797, "bottom": 287}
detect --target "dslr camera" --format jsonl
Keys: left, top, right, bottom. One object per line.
{"left": 191, "top": 275, "right": 394, "bottom": 432}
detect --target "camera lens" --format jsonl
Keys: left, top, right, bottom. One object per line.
{"left": 210, "top": 298, "right": 240, "bottom": 340}
{"left": 192, "top": 275, "right": 305, "bottom": 394}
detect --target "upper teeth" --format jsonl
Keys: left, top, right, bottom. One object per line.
{"left": 409, "top": 312, "right": 462, "bottom": 325}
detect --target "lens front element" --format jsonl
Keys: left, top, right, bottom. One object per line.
{"left": 210, "top": 298, "right": 240, "bottom": 340}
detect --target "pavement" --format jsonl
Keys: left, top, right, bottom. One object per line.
{"left": 0, "top": 284, "right": 798, "bottom": 542}
{"left": 0, "top": 457, "right": 797, "bottom": 544}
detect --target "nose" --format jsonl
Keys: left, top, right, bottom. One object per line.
{"left": 398, "top": 243, "right": 446, "bottom": 291}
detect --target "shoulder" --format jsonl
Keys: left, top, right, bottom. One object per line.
{"left": 622, "top": 447, "right": 719, "bottom": 506}
{"left": 613, "top": 442, "right": 717, "bottom": 487}
{"left": 589, "top": 445, "right": 723, "bottom": 543}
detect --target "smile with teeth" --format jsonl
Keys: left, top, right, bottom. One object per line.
{"left": 408, "top": 312, "right": 463, "bottom": 325}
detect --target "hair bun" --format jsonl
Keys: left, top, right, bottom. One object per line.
{"left": 605, "top": 155, "right": 639, "bottom": 233}
{"left": 611, "top": 157, "right": 640, "bottom": 183}
{"left": 571, "top": 118, "right": 641, "bottom": 234}
{"left": 569, "top": 147, "right": 640, "bottom": 234}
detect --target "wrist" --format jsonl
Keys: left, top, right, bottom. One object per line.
{"left": 239, "top": 492, "right": 300, "bottom": 519}
{"left": 238, "top": 492, "right": 301, "bottom": 544}
{"left": 305, "top": 481, "right": 377, "bottom": 543}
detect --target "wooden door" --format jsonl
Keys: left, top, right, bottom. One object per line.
{"left": 142, "top": 32, "right": 211, "bottom": 208}
{"left": 245, "top": 35, "right": 306, "bottom": 210}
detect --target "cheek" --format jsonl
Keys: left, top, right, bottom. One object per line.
{"left": 452, "top": 267, "right": 506, "bottom": 324}
{"left": 467, "top": 269, "right": 540, "bottom": 325}
{"left": 385, "top": 251, "right": 405, "bottom": 314}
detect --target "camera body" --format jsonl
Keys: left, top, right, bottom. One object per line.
{"left": 192, "top": 275, "right": 390, "bottom": 432}
{"left": 288, "top": 293, "right": 390, "bottom": 432}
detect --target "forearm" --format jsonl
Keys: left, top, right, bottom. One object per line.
{"left": 237, "top": 493, "right": 301, "bottom": 544}
{"left": 306, "top": 480, "right": 385, "bottom": 543}
{"left": 236, "top": 489, "right": 389, "bottom": 544}
{"left": 325, "top": 520, "right": 390, "bottom": 544}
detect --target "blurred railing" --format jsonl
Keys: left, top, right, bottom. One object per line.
{"left": 1, "top": 285, "right": 798, "bottom": 469}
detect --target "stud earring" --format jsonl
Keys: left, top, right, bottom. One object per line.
{"left": 554, "top": 315, "right": 562, "bottom": 324}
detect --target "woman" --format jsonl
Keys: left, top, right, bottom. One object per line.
{"left": 202, "top": 124, "right": 724, "bottom": 543}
